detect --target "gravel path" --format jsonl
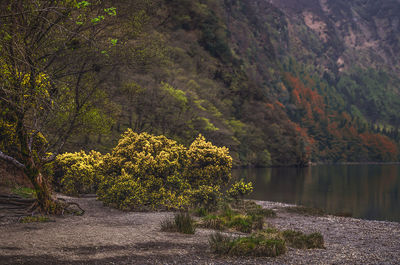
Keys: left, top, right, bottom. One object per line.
{"left": 0, "top": 196, "right": 399, "bottom": 264}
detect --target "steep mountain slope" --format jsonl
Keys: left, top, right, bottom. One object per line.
{"left": 268, "top": 0, "right": 400, "bottom": 122}
{"left": 57, "top": 0, "right": 400, "bottom": 165}
{"left": 269, "top": 0, "right": 400, "bottom": 73}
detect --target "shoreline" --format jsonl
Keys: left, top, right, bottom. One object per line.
{"left": 233, "top": 161, "right": 400, "bottom": 169}
{"left": 255, "top": 200, "right": 400, "bottom": 224}
{"left": 1, "top": 196, "right": 399, "bottom": 264}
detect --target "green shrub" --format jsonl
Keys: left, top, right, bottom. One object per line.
{"left": 160, "top": 211, "right": 196, "bottom": 234}
{"left": 282, "top": 230, "right": 325, "bottom": 249}
{"left": 209, "top": 232, "right": 287, "bottom": 257}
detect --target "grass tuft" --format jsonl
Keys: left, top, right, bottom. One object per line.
{"left": 209, "top": 232, "right": 233, "bottom": 254}
{"left": 198, "top": 201, "right": 273, "bottom": 233}
{"left": 282, "top": 230, "right": 325, "bottom": 249}
{"left": 248, "top": 207, "right": 277, "bottom": 218}
{"left": 201, "top": 214, "right": 226, "bottom": 230}
{"left": 12, "top": 187, "right": 36, "bottom": 199}
{"left": 20, "top": 215, "right": 50, "bottom": 223}
{"left": 209, "top": 231, "right": 286, "bottom": 257}
{"left": 160, "top": 211, "right": 196, "bottom": 234}
{"left": 193, "top": 207, "right": 209, "bottom": 217}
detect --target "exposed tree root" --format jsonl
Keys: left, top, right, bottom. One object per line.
{"left": 56, "top": 198, "right": 85, "bottom": 216}
{"left": 0, "top": 194, "right": 34, "bottom": 219}
{"left": 0, "top": 193, "right": 85, "bottom": 220}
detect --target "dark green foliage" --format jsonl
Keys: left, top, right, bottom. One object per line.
{"left": 282, "top": 230, "right": 325, "bottom": 249}
{"left": 199, "top": 13, "right": 232, "bottom": 62}
{"left": 160, "top": 211, "right": 196, "bottom": 234}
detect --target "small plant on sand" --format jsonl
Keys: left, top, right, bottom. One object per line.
{"left": 243, "top": 201, "right": 277, "bottom": 218}
{"left": 209, "top": 231, "right": 287, "bottom": 257}
{"left": 20, "top": 215, "right": 50, "bottom": 223}
{"left": 282, "top": 230, "right": 325, "bottom": 249}
{"left": 228, "top": 214, "right": 254, "bottom": 233}
{"left": 199, "top": 201, "right": 275, "bottom": 233}
{"left": 12, "top": 187, "right": 36, "bottom": 199}
{"left": 160, "top": 211, "right": 196, "bottom": 234}
{"left": 202, "top": 214, "right": 226, "bottom": 230}
{"left": 209, "top": 227, "right": 325, "bottom": 257}
{"left": 193, "top": 207, "right": 209, "bottom": 217}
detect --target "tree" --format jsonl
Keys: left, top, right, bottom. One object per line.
{"left": 0, "top": 0, "right": 117, "bottom": 212}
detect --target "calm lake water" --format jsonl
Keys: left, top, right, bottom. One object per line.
{"left": 233, "top": 164, "right": 400, "bottom": 222}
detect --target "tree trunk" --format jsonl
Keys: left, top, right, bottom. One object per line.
{"left": 23, "top": 160, "right": 54, "bottom": 213}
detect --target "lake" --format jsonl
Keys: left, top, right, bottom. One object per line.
{"left": 233, "top": 164, "right": 400, "bottom": 222}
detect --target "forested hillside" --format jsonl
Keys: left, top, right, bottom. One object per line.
{"left": 1, "top": 0, "right": 399, "bottom": 167}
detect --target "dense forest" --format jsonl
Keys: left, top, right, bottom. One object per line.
{"left": 1, "top": 0, "right": 399, "bottom": 172}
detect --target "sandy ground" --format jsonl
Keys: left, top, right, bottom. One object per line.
{"left": 0, "top": 196, "right": 399, "bottom": 265}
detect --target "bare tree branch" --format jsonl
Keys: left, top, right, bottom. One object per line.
{"left": 0, "top": 151, "right": 25, "bottom": 169}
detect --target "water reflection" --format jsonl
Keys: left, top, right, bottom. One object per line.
{"left": 233, "top": 165, "right": 400, "bottom": 222}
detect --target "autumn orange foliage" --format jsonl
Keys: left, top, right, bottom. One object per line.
{"left": 283, "top": 73, "right": 398, "bottom": 162}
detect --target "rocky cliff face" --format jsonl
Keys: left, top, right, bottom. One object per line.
{"left": 268, "top": 0, "right": 400, "bottom": 76}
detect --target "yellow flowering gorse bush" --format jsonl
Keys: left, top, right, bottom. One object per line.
{"left": 57, "top": 129, "right": 239, "bottom": 210}
{"left": 55, "top": 150, "right": 103, "bottom": 196}
{"left": 227, "top": 179, "right": 254, "bottom": 200}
